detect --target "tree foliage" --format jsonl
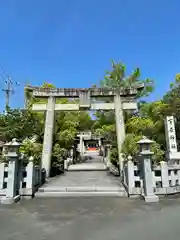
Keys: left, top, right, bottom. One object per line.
{"left": 0, "top": 108, "right": 39, "bottom": 142}
{"left": 100, "top": 60, "right": 154, "bottom": 97}
{"left": 93, "top": 61, "right": 156, "bottom": 161}
{"left": 1, "top": 61, "right": 180, "bottom": 170}
{"left": 121, "top": 134, "right": 164, "bottom": 164}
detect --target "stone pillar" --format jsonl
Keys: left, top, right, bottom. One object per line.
{"left": 98, "top": 139, "right": 102, "bottom": 148}
{"left": 114, "top": 94, "right": 125, "bottom": 172}
{"left": 6, "top": 159, "right": 17, "bottom": 198}
{"left": 142, "top": 154, "right": 159, "bottom": 202}
{"left": 137, "top": 137, "right": 159, "bottom": 203}
{"left": 64, "top": 159, "right": 68, "bottom": 170}
{"left": 82, "top": 140, "right": 85, "bottom": 154}
{"left": 165, "top": 116, "right": 177, "bottom": 152}
{"left": 106, "top": 145, "right": 111, "bottom": 168}
{"left": 101, "top": 141, "right": 105, "bottom": 156}
{"left": 79, "top": 135, "right": 84, "bottom": 159}
{"left": 42, "top": 97, "right": 55, "bottom": 177}
{"left": 0, "top": 163, "right": 5, "bottom": 190}
{"left": 98, "top": 138, "right": 102, "bottom": 156}
{"left": 127, "top": 160, "right": 135, "bottom": 195}
{"left": 164, "top": 116, "right": 180, "bottom": 163}
{"left": 24, "top": 156, "right": 34, "bottom": 198}
{"left": 160, "top": 161, "right": 169, "bottom": 188}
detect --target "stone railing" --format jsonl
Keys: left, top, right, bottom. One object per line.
{"left": 123, "top": 161, "right": 180, "bottom": 196}
{"left": 19, "top": 160, "right": 45, "bottom": 197}
{"left": 64, "top": 157, "right": 73, "bottom": 170}
{"left": 0, "top": 157, "right": 45, "bottom": 202}
{"left": 122, "top": 136, "right": 180, "bottom": 203}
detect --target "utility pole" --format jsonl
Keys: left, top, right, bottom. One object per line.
{"left": 2, "top": 77, "right": 13, "bottom": 109}
{"left": 1, "top": 72, "right": 19, "bottom": 110}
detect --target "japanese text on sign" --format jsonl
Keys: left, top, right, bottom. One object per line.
{"left": 165, "top": 116, "right": 177, "bottom": 152}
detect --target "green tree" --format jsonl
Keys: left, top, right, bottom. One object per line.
{"left": 100, "top": 60, "right": 154, "bottom": 97}
{"left": 126, "top": 100, "right": 168, "bottom": 147}
{"left": 0, "top": 108, "right": 39, "bottom": 142}
{"left": 93, "top": 61, "right": 155, "bottom": 160}
{"left": 121, "top": 134, "right": 164, "bottom": 164}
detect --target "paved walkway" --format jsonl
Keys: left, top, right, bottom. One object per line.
{"left": 68, "top": 155, "right": 106, "bottom": 171}
{"left": 38, "top": 156, "right": 123, "bottom": 194}
{"left": 1, "top": 196, "right": 180, "bottom": 239}
{"left": 68, "top": 162, "right": 106, "bottom": 171}
{"left": 41, "top": 171, "right": 121, "bottom": 189}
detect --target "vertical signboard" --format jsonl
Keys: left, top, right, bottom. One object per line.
{"left": 164, "top": 116, "right": 177, "bottom": 152}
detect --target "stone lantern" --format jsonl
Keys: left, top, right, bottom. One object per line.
{"left": 137, "top": 136, "right": 159, "bottom": 203}
{"left": 137, "top": 136, "right": 154, "bottom": 154}
{"left": 3, "top": 138, "right": 21, "bottom": 158}
{"left": 1, "top": 138, "right": 21, "bottom": 204}
{"left": 137, "top": 136, "right": 154, "bottom": 171}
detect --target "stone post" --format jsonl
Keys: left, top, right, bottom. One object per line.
{"left": 0, "top": 162, "right": 5, "bottom": 190}
{"left": 98, "top": 138, "right": 102, "bottom": 156}
{"left": 1, "top": 138, "right": 21, "bottom": 204}
{"left": 82, "top": 140, "right": 85, "bottom": 155}
{"left": 98, "top": 139, "right": 101, "bottom": 148}
{"left": 79, "top": 135, "right": 84, "bottom": 159}
{"left": 42, "top": 96, "right": 55, "bottom": 177}
{"left": 24, "top": 156, "right": 34, "bottom": 198}
{"left": 64, "top": 159, "right": 68, "bottom": 170}
{"left": 114, "top": 93, "right": 125, "bottom": 173}
{"left": 101, "top": 141, "right": 105, "bottom": 158}
{"left": 127, "top": 159, "right": 135, "bottom": 195}
{"left": 137, "top": 136, "right": 159, "bottom": 203}
{"left": 164, "top": 116, "right": 180, "bottom": 163}
{"left": 106, "top": 145, "right": 112, "bottom": 169}
{"left": 160, "top": 161, "right": 169, "bottom": 188}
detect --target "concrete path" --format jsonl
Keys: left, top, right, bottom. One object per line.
{"left": 68, "top": 155, "right": 106, "bottom": 171}
{"left": 37, "top": 155, "right": 124, "bottom": 196}
{"left": 1, "top": 196, "right": 180, "bottom": 239}
{"left": 68, "top": 162, "right": 106, "bottom": 171}
{"left": 38, "top": 171, "right": 122, "bottom": 191}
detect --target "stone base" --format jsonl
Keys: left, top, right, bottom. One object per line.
{"left": 166, "top": 152, "right": 180, "bottom": 162}
{"left": 21, "top": 195, "right": 33, "bottom": 200}
{"left": 144, "top": 194, "right": 159, "bottom": 203}
{"left": 0, "top": 195, "right": 20, "bottom": 204}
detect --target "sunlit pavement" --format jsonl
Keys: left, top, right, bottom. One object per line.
{"left": 1, "top": 195, "right": 180, "bottom": 240}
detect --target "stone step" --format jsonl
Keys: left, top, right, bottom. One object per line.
{"left": 35, "top": 191, "right": 127, "bottom": 198}
{"left": 68, "top": 168, "right": 107, "bottom": 172}
{"left": 67, "top": 164, "right": 107, "bottom": 172}
{"left": 38, "top": 186, "right": 125, "bottom": 193}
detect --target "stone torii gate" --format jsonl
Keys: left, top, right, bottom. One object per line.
{"left": 27, "top": 85, "right": 144, "bottom": 177}
{"left": 76, "top": 131, "right": 103, "bottom": 157}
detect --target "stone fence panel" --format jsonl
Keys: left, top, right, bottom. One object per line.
{"left": 123, "top": 160, "right": 180, "bottom": 196}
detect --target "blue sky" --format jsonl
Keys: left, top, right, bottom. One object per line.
{"left": 0, "top": 0, "right": 179, "bottom": 111}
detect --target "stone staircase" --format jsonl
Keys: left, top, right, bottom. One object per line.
{"left": 35, "top": 156, "right": 127, "bottom": 198}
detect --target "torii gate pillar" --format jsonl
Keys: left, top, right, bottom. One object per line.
{"left": 114, "top": 94, "right": 125, "bottom": 172}
{"left": 42, "top": 97, "right": 55, "bottom": 177}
